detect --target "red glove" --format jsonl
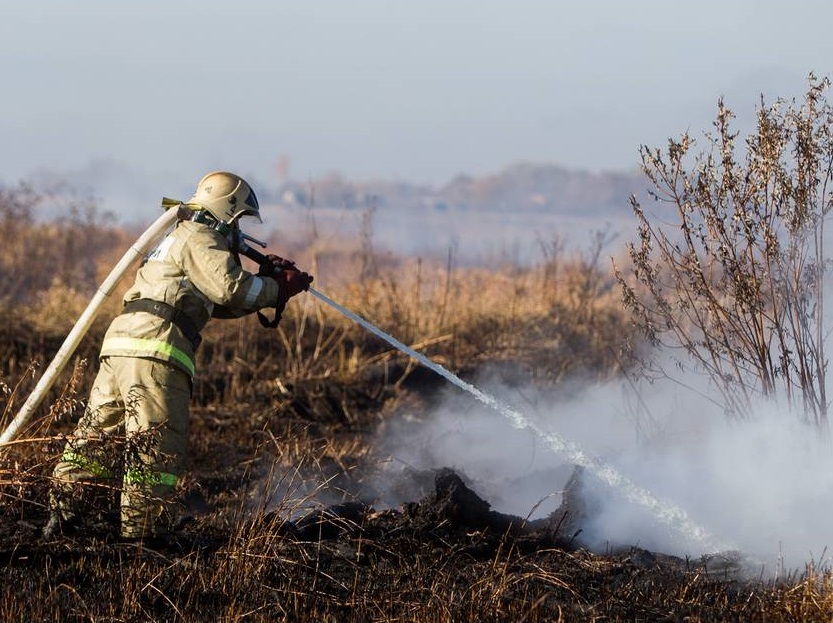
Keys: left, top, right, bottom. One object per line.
{"left": 258, "top": 254, "right": 297, "bottom": 276}
{"left": 276, "top": 268, "right": 314, "bottom": 302}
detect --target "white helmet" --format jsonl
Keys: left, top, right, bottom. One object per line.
{"left": 189, "top": 171, "right": 261, "bottom": 224}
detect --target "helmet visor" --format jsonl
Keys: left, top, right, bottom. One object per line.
{"left": 231, "top": 188, "right": 262, "bottom": 224}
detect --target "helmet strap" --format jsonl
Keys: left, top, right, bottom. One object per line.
{"left": 176, "top": 205, "right": 231, "bottom": 236}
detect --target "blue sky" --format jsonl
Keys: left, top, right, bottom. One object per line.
{"left": 2, "top": 1, "right": 833, "bottom": 215}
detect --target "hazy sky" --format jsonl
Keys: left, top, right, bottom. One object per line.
{"left": 3, "top": 1, "right": 833, "bottom": 207}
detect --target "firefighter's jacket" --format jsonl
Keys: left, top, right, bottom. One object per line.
{"left": 100, "top": 220, "right": 280, "bottom": 377}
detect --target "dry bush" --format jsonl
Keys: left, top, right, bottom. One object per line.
{"left": 0, "top": 183, "right": 125, "bottom": 305}
{"left": 616, "top": 74, "right": 833, "bottom": 427}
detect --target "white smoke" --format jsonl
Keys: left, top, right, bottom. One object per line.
{"left": 373, "top": 369, "right": 833, "bottom": 576}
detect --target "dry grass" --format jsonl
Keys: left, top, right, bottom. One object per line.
{"left": 0, "top": 187, "right": 831, "bottom": 621}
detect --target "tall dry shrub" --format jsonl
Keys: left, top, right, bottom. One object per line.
{"left": 616, "top": 74, "right": 833, "bottom": 427}
{"left": 0, "top": 183, "right": 41, "bottom": 301}
{"left": 0, "top": 183, "right": 121, "bottom": 306}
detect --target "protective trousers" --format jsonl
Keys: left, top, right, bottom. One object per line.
{"left": 51, "top": 356, "right": 191, "bottom": 538}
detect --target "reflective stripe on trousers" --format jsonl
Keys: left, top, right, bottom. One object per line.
{"left": 101, "top": 336, "right": 195, "bottom": 376}
{"left": 123, "top": 467, "right": 178, "bottom": 487}
{"left": 61, "top": 450, "right": 178, "bottom": 487}
{"left": 60, "top": 449, "right": 111, "bottom": 478}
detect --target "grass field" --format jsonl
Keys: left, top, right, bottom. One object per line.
{"left": 1, "top": 188, "right": 832, "bottom": 621}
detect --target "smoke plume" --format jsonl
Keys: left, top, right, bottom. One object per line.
{"left": 373, "top": 369, "right": 833, "bottom": 576}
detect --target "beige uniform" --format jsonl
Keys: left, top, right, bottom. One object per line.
{"left": 53, "top": 219, "right": 280, "bottom": 537}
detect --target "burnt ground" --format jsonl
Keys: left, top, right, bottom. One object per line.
{"left": 0, "top": 386, "right": 824, "bottom": 621}
{"left": 0, "top": 462, "right": 761, "bottom": 623}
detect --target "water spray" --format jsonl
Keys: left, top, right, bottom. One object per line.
{"left": 307, "top": 286, "right": 732, "bottom": 554}
{"left": 228, "top": 233, "right": 734, "bottom": 554}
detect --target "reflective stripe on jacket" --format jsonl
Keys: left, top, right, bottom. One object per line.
{"left": 100, "top": 220, "right": 281, "bottom": 376}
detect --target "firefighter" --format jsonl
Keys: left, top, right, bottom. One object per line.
{"left": 43, "top": 171, "right": 312, "bottom": 540}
